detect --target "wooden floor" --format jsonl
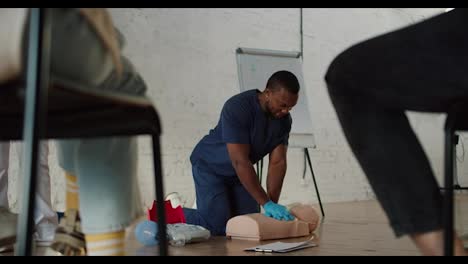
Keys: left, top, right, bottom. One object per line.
{"left": 6, "top": 196, "right": 468, "bottom": 256}
{"left": 126, "top": 200, "right": 420, "bottom": 256}
{"left": 18, "top": 196, "right": 468, "bottom": 256}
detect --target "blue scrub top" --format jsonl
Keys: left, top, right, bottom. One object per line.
{"left": 190, "top": 89, "right": 292, "bottom": 177}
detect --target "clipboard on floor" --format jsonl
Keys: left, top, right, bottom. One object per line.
{"left": 244, "top": 240, "right": 317, "bottom": 253}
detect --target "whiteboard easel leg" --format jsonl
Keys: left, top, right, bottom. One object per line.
{"left": 304, "top": 148, "right": 325, "bottom": 218}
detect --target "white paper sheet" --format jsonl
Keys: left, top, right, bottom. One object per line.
{"left": 244, "top": 240, "right": 317, "bottom": 253}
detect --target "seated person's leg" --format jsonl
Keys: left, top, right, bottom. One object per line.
{"left": 0, "top": 142, "right": 10, "bottom": 208}
{"left": 54, "top": 140, "right": 86, "bottom": 255}
{"left": 0, "top": 142, "right": 58, "bottom": 248}
{"left": 75, "top": 137, "right": 140, "bottom": 256}
{"left": 57, "top": 138, "right": 136, "bottom": 256}
{"left": 19, "top": 142, "right": 58, "bottom": 246}
{"left": 325, "top": 8, "right": 468, "bottom": 255}
{"left": 0, "top": 142, "right": 15, "bottom": 250}
{"left": 56, "top": 140, "right": 81, "bottom": 211}
{"left": 51, "top": 8, "right": 146, "bottom": 256}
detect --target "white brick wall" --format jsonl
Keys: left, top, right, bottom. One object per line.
{"left": 8, "top": 8, "right": 459, "bottom": 213}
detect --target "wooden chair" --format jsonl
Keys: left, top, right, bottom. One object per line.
{"left": 0, "top": 8, "right": 168, "bottom": 256}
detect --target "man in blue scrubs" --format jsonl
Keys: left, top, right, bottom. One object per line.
{"left": 183, "top": 70, "right": 300, "bottom": 235}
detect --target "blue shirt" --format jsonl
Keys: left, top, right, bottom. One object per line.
{"left": 190, "top": 89, "right": 292, "bottom": 177}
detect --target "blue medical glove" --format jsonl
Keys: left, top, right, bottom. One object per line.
{"left": 262, "top": 200, "right": 294, "bottom": 221}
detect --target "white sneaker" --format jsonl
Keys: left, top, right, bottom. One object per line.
{"left": 165, "top": 192, "right": 184, "bottom": 208}
{"left": 164, "top": 192, "right": 198, "bottom": 209}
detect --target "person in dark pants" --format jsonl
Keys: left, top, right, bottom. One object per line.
{"left": 325, "top": 9, "right": 468, "bottom": 255}
{"left": 183, "top": 70, "right": 299, "bottom": 235}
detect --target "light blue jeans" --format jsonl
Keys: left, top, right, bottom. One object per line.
{"left": 57, "top": 137, "right": 142, "bottom": 234}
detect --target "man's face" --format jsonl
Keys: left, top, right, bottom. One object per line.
{"left": 265, "top": 87, "right": 298, "bottom": 119}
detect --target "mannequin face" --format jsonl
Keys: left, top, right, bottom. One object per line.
{"left": 264, "top": 87, "right": 298, "bottom": 119}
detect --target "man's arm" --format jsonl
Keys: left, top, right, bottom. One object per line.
{"left": 266, "top": 144, "right": 287, "bottom": 203}
{"left": 226, "top": 143, "right": 269, "bottom": 206}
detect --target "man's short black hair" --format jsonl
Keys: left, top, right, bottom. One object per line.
{"left": 266, "top": 70, "right": 300, "bottom": 94}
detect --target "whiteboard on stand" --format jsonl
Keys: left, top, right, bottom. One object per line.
{"left": 236, "top": 47, "right": 315, "bottom": 148}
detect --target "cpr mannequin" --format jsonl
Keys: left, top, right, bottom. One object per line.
{"left": 226, "top": 203, "right": 320, "bottom": 241}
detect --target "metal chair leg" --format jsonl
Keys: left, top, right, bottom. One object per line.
{"left": 152, "top": 134, "right": 167, "bottom": 256}
{"left": 17, "top": 8, "right": 51, "bottom": 256}
{"left": 444, "top": 128, "right": 455, "bottom": 256}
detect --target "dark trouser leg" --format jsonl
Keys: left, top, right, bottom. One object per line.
{"left": 327, "top": 97, "right": 443, "bottom": 236}
{"left": 183, "top": 165, "right": 232, "bottom": 236}
{"left": 325, "top": 8, "right": 468, "bottom": 236}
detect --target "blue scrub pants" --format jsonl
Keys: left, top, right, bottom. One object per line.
{"left": 183, "top": 164, "right": 259, "bottom": 236}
